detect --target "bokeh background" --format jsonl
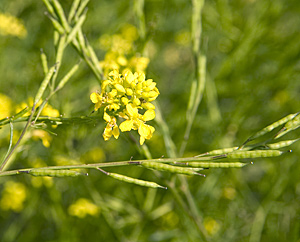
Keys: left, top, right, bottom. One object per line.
{"left": 0, "top": 0, "right": 300, "bottom": 241}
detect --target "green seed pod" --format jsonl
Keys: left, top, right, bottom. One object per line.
{"left": 226, "top": 150, "right": 283, "bottom": 159}
{"left": 141, "top": 162, "right": 202, "bottom": 176}
{"left": 196, "top": 147, "right": 239, "bottom": 157}
{"left": 29, "top": 169, "right": 83, "bottom": 177}
{"left": 275, "top": 114, "right": 300, "bottom": 139}
{"left": 109, "top": 173, "right": 166, "bottom": 189}
{"left": 34, "top": 65, "right": 57, "bottom": 105}
{"left": 267, "top": 139, "right": 300, "bottom": 149}
{"left": 249, "top": 113, "right": 298, "bottom": 140}
{"left": 187, "top": 162, "right": 248, "bottom": 168}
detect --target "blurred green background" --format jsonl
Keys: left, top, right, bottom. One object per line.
{"left": 1, "top": 0, "right": 300, "bottom": 241}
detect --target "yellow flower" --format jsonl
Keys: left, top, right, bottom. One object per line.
{"left": 138, "top": 123, "right": 155, "bottom": 145}
{"left": 203, "top": 217, "right": 221, "bottom": 235}
{"left": 31, "top": 129, "right": 52, "bottom": 148}
{"left": 0, "top": 93, "right": 12, "bottom": 119}
{"left": 0, "top": 181, "right": 27, "bottom": 212}
{"left": 0, "top": 13, "right": 27, "bottom": 38}
{"left": 68, "top": 198, "right": 99, "bottom": 218}
{"left": 90, "top": 70, "right": 158, "bottom": 145}
{"left": 128, "top": 56, "right": 150, "bottom": 73}
{"left": 102, "top": 116, "right": 119, "bottom": 141}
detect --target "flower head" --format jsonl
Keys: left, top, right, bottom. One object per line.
{"left": 91, "top": 70, "right": 159, "bottom": 144}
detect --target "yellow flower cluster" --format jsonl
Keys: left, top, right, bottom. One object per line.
{"left": 90, "top": 69, "right": 159, "bottom": 145}
{"left": 0, "top": 181, "right": 27, "bottom": 212}
{"left": 98, "top": 24, "right": 150, "bottom": 77}
{"left": 68, "top": 198, "right": 99, "bottom": 218}
{"left": 0, "top": 13, "right": 27, "bottom": 38}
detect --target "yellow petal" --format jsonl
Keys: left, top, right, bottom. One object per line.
{"left": 138, "top": 123, "right": 151, "bottom": 138}
{"left": 112, "top": 125, "right": 120, "bottom": 139}
{"left": 103, "top": 125, "right": 112, "bottom": 141}
{"left": 126, "top": 103, "right": 138, "bottom": 117}
{"left": 90, "top": 92, "right": 100, "bottom": 103}
{"left": 143, "top": 110, "right": 155, "bottom": 121}
{"left": 114, "top": 84, "right": 126, "bottom": 93}
{"left": 103, "top": 112, "right": 111, "bottom": 122}
{"left": 139, "top": 136, "right": 145, "bottom": 145}
{"left": 124, "top": 70, "right": 134, "bottom": 84}
{"left": 141, "top": 102, "right": 155, "bottom": 110}
{"left": 101, "top": 80, "right": 111, "bottom": 93}
{"left": 119, "top": 120, "right": 133, "bottom": 132}
{"left": 109, "top": 70, "right": 119, "bottom": 78}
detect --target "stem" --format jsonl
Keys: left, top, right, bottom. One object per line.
{"left": 0, "top": 155, "right": 224, "bottom": 177}
{"left": 180, "top": 0, "right": 206, "bottom": 156}
{"left": 0, "top": 104, "right": 36, "bottom": 171}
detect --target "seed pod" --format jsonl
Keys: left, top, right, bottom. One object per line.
{"left": 186, "top": 162, "right": 247, "bottom": 168}
{"left": 267, "top": 139, "right": 300, "bottom": 149}
{"left": 28, "top": 169, "right": 83, "bottom": 177}
{"left": 141, "top": 162, "right": 202, "bottom": 176}
{"left": 195, "top": 147, "right": 239, "bottom": 157}
{"left": 249, "top": 113, "right": 298, "bottom": 140}
{"left": 34, "top": 65, "right": 57, "bottom": 105}
{"left": 108, "top": 173, "right": 166, "bottom": 189}
{"left": 226, "top": 150, "right": 283, "bottom": 159}
{"left": 275, "top": 114, "right": 300, "bottom": 139}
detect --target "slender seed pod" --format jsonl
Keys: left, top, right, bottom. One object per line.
{"left": 226, "top": 150, "right": 283, "bottom": 159}
{"left": 195, "top": 147, "right": 239, "bottom": 157}
{"left": 275, "top": 114, "right": 300, "bottom": 139}
{"left": 52, "top": 0, "right": 71, "bottom": 32}
{"left": 285, "top": 113, "right": 300, "bottom": 129}
{"left": 87, "top": 42, "right": 103, "bottom": 76}
{"left": 249, "top": 113, "right": 298, "bottom": 140}
{"left": 42, "top": 0, "right": 57, "bottom": 18}
{"left": 141, "top": 162, "right": 202, "bottom": 176}
{"left": 45, "top": 13, "right": 65, "bottom": 34}
{"left": 267, "top": 139, "right": 300, "bottom": 149}
{"left": 186, "top": 162, "right": 248, "bottom": 168}
{"left": 108, "top": 173, "right": 167, "bottom": 189}
{"left": 75, "top": 0, "right": 90, "bottom": 21}
{"left": 40, "top": 50, "right": 48, "bottom": 76}
{"left": 34, "top": 65, "right": 57, "bottom": 105}
{"left": 65, "top": 13, "right": 86, "bottom": 46}
{"left": 28, "top": 169, "right": 84, "bottom": 177}
{"left": 68, "top": 0, "right": 80, "bottom": 23}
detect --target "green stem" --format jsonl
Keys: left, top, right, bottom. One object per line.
{"left": 0, "top": 155, "right": 226, "bottom": 177}
{"left": 180, "top": 0, "right": 206, "bottom": 156}
{"left": 0, "top": 104, "right": 36, "bottom": 171}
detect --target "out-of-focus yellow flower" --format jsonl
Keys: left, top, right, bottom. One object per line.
{"left": 222, "top": 186, "right": 236, "bottom": 200}
{"left": 128, "top": 56, "right": 150, "bottom": 73}
{"left": 98, "top": 24, "right": 150, "bottom": 76}
{"left": 0, "top": 93, "right": 13, "bottom": 119}
{"left": 90, "top": 70, "right": 158, "bottom": 144}
{"left": 175, "top": 30, "right": 191, "bottom": 46}
{"left": 0, "top": 13, "right": 27, "bottom": 38}
{"left": 68, "top": 198, "right": 99, "bottom": 218}
{"left": 16, "top": 97, "right": 59, "bottom": 117}
{"left": 53, "top": 155, "right": 81, "bottom": 166}
{"left": 203, "top": 217, "right": 221, "bottom": 235}
{"left": 80, "top": 147, "right": 106, "bottom": 163}
{"left": 31, "top": 129, "right": 52, "bottom": 148}
{"left": 0, "top": 181, "right": 27, "bottom": 212}
{"left": 120, "top": 23, "right": 139, "bottom": 42}
{"left": 42, "top": 105, "right": 60, "bottom": 117}
{"left": 31, "top": 176, "right": 53, "bottom": 188}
